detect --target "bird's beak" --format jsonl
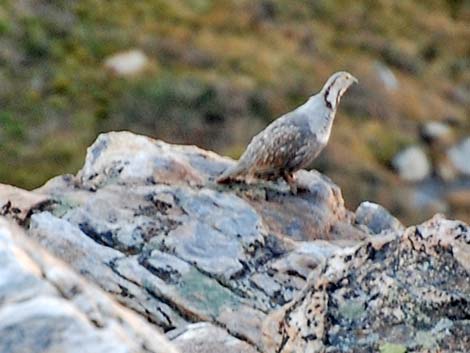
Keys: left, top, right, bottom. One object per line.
{"left": 352, "top": 76, "right": 359, "bottom": 84}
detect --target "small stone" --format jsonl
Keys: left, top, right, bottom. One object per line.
{"left": 447, "top": 137, "right": 470, "bottom": 176}
{"left": 392, "top": 146, "right": 431, "bottom": 182}
{"left": 420, "top": 121, "right": 452, "bottom": 145}
{"left": 355, "top": 201, "right": 404, "bottom": 234}
{"left": 104, "top": 49, "right": 149, "bottom": 76}
{"left": 374, "top": 62, "right": 399, "bottom": 91}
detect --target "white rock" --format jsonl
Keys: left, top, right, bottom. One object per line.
{"left": 374, "top": 62, "right": 399, "bottom": 91}
{"left": 392, "top": 146, "right": 431, "bottom": 182}
{"left": 421, "top": 121, "right": 452, "bottom": 144}
{"left": 104, "top": 49, "right": 148, "bottom": 76}
{"left": 447, "top": 137, "right": 470, "bottom": 176}
{"left": 355, "top": 201, "right": 404, "bottom": 234}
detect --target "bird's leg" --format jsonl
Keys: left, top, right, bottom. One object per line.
{"left": 282, "top": 172, "right": 297, "bottom": 195}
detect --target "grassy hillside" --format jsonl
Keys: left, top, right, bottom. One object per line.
{"left": 0, "top": 0, "right": 469, "bottom": 223}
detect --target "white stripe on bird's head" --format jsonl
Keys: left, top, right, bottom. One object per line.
{"left": 321, "top": 71, "right": 358, "bottom": 110}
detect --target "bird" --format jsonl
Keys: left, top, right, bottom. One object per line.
{"left": 216, "top": 71, "right": 358, "bottom": 193}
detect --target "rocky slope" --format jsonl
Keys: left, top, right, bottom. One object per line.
{"left": 1, "top": 132, "right": 469, "bottom": 353}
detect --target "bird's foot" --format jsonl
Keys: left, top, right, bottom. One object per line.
{"left": 283, "top": 173, "right": 298, "bottom": 195}
{"left": 212, "top": 178, "right": 246, "bottom": 191}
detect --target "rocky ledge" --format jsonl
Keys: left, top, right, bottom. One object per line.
{"left": 1, "top": 131, "right": 468, "bottom": 353}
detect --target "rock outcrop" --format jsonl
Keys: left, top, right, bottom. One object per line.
{"left": 0, "top": 218, "right": 177, "bottom": 353}
{"left": 1, "top": 131, "right": 468, "bottom": 353}
{"left": 263, "top": 215, "right": 469, "bottom": 353}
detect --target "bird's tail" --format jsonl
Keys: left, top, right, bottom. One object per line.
{"left": 216, "top": 163, "right": 247, "bottom": 184}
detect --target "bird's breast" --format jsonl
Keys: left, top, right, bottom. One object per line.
{"left": 309, "top": 111, "right": 334, "bottom": 145}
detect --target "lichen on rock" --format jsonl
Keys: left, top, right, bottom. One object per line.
{"left": 263, "top": 215, "right": 470, "bottom": 353}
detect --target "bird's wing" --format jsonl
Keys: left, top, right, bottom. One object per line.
{"left": 240, "top": 118, "right": 312, "bottom": 175}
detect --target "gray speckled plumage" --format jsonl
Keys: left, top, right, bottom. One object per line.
{"left": 217, "top": 71, "right": 357, "bottom": 190}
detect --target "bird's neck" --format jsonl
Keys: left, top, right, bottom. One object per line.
{"left": 315, "top": 109, "right": 335, "bottom": 145}
{"left": 321, "top": 76, "right": 343, "bottom": 111}
{"left": 296, "top": 95, "right": 336, "bottom": 144}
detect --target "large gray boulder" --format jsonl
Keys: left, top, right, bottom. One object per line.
{"left": 263, "top": 215, "right": 469, "bottom": 353}
{"left": 25, "top": 131, "right": 368, "bottom": 351}
{"left": 1, "top": 131, "right": 468, "bottom": 353}
{"left": 0, "top": 218, "right": 177, "bottom": 353}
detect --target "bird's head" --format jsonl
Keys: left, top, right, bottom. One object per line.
{"left": 321, "top": 71, "right": 358, "bottom": 110}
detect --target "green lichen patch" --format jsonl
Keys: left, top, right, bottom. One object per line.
{"left": 178, "top": 268, "right": 242, "bottom": 318}
{"left": 379, "top": 342, "right": 407, "bottom": 353}
{"left": 338, "top": 298, "right": 366, "bottom": 322}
